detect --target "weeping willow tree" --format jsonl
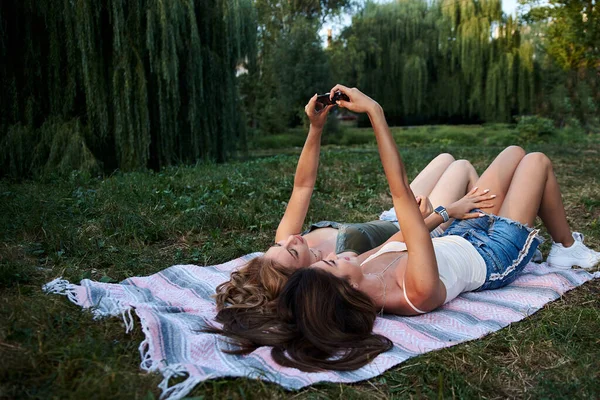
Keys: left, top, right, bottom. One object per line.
{"left": 0, "top": 0, "right": 257, "bottom": 177}
{"left": 328, "top": 0, "right": 438, "bottom": 124}
{"left": 328, "top": 0, "right": 538, "bottom": 125}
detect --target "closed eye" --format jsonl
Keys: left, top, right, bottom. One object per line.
{"left": 324, "top": 260, "right": 337, "bottom": 267}
{"left": 273, "top": 243, "right": 298, "bottom": 261}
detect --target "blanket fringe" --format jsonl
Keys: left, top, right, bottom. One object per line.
{"left": 123, "top": 307, "right": 135, "bottom": 334}
{"left": 137, "top": 312, "right": 200, "bottom": 400}
{"left": 158, "top": 365, "right": 202, "bottom": 400}
{"left": 43, "top": 277, "right": 135, "bottom": 333}
{"left": 43, "top": 277, "right": 83, "bottom": 307}
{"left": 135, "top": 305, "right": 201, "bottom": 400}
{"left": 139, "top": 335, "right": 156, "bottom": 371}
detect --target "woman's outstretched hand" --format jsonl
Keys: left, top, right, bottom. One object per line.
{"left": 447, "top": 187, "right": 496, "bottom": 220}
{"left": 416, "top": 195, "right": 433, "bottom": 218}
{"left": 305, "top": 94, "right": 333, "bottom": 130}
{"left": 328, "top": 84, "right": 380, "bottom": 114}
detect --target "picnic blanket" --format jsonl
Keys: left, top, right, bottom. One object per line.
{"left": 43, "top": 254, "right": 600, "bottom": 400}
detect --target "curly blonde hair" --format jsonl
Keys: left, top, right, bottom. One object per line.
{"left": 214, "top": 256, "right": 295, "bottom": 312}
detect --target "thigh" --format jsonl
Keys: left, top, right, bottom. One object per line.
{"left": 498, "top": 153, "right": 548, "bottom": 227}
{"left": 473, "top": 146, "right": 525, "bottom": 216}
{"left": 409, "top": 153, "right": 455, "bottom": 197}
{"left": 428, "top": 160, "right": 478, "bottom": 208}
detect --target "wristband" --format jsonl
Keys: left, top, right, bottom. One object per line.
{"left": 434, "top": 206, "right": 450, "bottom": 222}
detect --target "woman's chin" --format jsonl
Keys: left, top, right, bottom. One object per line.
{"left": 310, "top": 249, "right": 322, "bottom": 264}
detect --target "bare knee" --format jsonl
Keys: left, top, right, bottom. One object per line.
{"left": 451, "top": 159, "right": 478, "bottom": 187}
{"left": 504, "top": 145, "right": 526, "bottom": 160}
{"left": 434, "top": 153, "right": 455, "bottom": 166}
{"left": 447, "top": 159, "right": 476, "bottom": 175}
{"left": 523, "top": 152, "right": 552, "bottom": 170}
{"left": 451, "top": 159, "right": 474, "bottom": 171}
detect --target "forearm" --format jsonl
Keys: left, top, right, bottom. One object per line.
{"left": 424, "top": 213, "right": 446, "bottom": 232}
{"left": 294, "top": 125, "right": 322, "bottom": 187}
{"left": 368, "top": 107, "right": 440, "bottom": 300}
{"left": 367, "top": 105, "right": 411, "bottom": 199}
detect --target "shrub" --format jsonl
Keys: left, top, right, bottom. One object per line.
{"left": 515, "top": 115, "right": 556, "bottom": 144}
{"left": 322, "top": 114, "right": 344, "bottom": 145}
{"left": 250, "top": 133, "right": 306, "bottom": 149}
{"left": 340, "top": 130, "right": 375, "bottom": 146}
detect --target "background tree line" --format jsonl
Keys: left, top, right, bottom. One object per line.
{"left": 0, "top": 0, "right": 257, "bottom": 177}
{"left": 0, "top": 0, "right": 598, "bottom": 178}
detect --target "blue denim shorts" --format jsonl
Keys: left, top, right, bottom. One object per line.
{"left": 442, "top": 212, "right": 543, "bottom": 291}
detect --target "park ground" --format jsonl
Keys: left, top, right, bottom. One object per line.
{"left": 1, "top": 125, "right": 599, "bottom": 398}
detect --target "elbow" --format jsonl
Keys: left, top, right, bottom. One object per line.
{"left": 405, "top": 283, "right": 437, "bottom": 312}
{"left": 389, "top": 182, "right": 412, "bottom": 200}
{"left": 406, "top": 286, "right": 429, "bottom": 303}
{"left": 293, "top": 174, "right": 317, "bottom": 188}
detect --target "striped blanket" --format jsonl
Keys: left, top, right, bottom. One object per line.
{"left": 43, "top": 254, "right": 599, "bottom": 400}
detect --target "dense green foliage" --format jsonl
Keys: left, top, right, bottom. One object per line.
{"left": 519, "top": 0, "right": 599, "bottom": 126}
{"left": 0, "top": 0, "right": 257, "bottom": 177}
{"left": 328, "top": 0, "right": 537, "bottom": 125}
{"left": 1, "top": 134, "right": 600, "bottom": 398}
{"left": 248, "top": 121, "right": 588, "bottom": 150}
{"left": 240, "top": 0, "right": 353, "bottom": 134}
{"left": 521, "top": 0, "right": 599, "bottom": 72}
{"left": 1, "top": 0, "right": 597, "bottom": 179}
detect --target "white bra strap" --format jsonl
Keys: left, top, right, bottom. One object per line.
{"left": 403, "top": 277, "right": 426, "bottom": 314}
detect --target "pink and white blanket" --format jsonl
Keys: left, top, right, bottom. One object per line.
{"left": 43, "top": 254, "right": 599, "bottom": 400}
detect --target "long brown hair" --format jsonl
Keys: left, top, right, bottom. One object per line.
{"left": 211, "top": 267, "right": 393, "bottom": 372}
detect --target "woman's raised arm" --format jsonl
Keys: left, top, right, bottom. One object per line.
{"left": 331, "top": 84, "right": 444, "bottom": 311}
{"left": 274, "top": 95, "right": 333, "bottom": 242}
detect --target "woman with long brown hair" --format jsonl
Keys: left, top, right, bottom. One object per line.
{"left": 213, "top": 93, "right": 484, "bottom": 315}
{"left": 213, "top": 85, "right": 600, "bottom": 372}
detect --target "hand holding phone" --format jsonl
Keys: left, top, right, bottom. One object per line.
{"left": 305, "top": 94, "right": 332, "bottom": 129}
{"left": 328, "top": 85, "right": 379, "bottom": 114}
{"left": 315, "top": 91, "right": 350, "bottom": 112}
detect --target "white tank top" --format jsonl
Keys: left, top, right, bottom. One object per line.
{"left": 361, "top": 236, "right": 486, "bottom": 309}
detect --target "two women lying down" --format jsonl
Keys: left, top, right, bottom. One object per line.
{"left": 211, "top": 86, "right": 600, "bottom": 372}
{"left": 214, "top": 93, "right": 482, "bottom": 315}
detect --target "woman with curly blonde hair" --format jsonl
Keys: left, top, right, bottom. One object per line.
{"left": 213, "top": 94, "right": 485, "bottom": 329}
{"left": 214, "top": 85, "right": 599, "bottom": 372}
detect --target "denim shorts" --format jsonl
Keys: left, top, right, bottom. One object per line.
{"left": 442, "top": 212, "right": 543, "bottom": 291}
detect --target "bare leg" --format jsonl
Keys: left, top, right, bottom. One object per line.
{"left": 409, "top": 153, "right": 455, "bottom": 197}
{"left": 472, "top": 146, "right": 526, "bottom": 216}
{"left": 498, "top": 153, "right": 574, "bottom": 246}
{"left": 428, "top": 160, "right": 480, "bottom": 230}
{"left": 428, "top": 160, "right": 479, "bottom": 207}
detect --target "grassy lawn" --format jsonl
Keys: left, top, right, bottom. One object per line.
{"left": 1, "top": 126, "right": 599, "bottom": 399}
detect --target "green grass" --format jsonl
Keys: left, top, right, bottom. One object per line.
{"left": 248, "top": 123, "right": 596, "bottom": 152}
{"left": 1, "top": 127, "right": 600, "bottom": 399}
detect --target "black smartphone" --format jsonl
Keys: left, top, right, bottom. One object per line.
{"left": 316, "top": 93, "right": 335, "bottom": 107}
{"left": 315, "top": 91, "right": 350, "bottom": 111}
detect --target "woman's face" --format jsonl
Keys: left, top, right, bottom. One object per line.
{"left": 311, "top": 254, "right": 363, "bottom": 284}
{"left": 264, "top": 235, "right": 320, "bottom": 269}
